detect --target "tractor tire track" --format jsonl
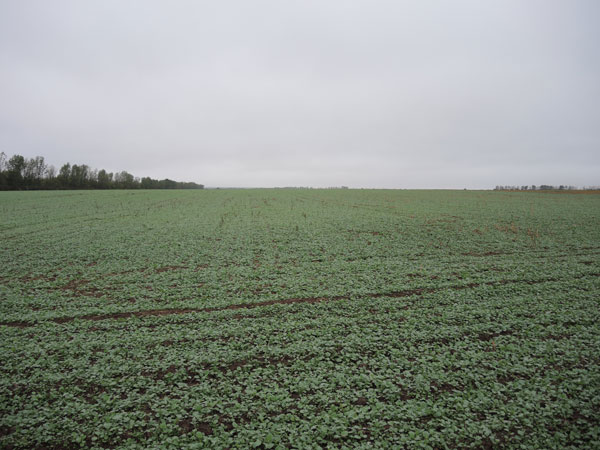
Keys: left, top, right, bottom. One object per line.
{"left": 2, "top": 273, "right": 597, "bottom": 328}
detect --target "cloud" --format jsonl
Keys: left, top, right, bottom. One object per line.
{"left": 1, "top": 0, "right": 599, "bottom": 187}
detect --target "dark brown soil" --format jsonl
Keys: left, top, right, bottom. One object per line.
{"left": 477, "top": 330, "right": 514, "bottom": 341}
{"left": 155, "top": 265, "right": 188, "bottom": 273}
{"left": 178, "top": 419, "right": 213, "bottom": 435}
{"left": 1, "top": 321, "right": 31, "bottom": 328}
{"left": 461, "top": 251, "right": 505, "bottom": 257}
{"left": 354, "top": 397, "right": 368, "bottom": 405}
{"left": 430, "top": 381, "right": 457, "bottom": 393}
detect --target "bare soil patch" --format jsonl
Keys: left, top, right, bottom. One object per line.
{"left": 155, "top": 265, "right": 188, "bottom": 273}
{"left": 461, "top": 251, "right": 505, "bottom": 257}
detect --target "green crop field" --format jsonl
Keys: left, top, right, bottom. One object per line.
{"left": 1, "top": 189, "right": 599, "bottom": 449}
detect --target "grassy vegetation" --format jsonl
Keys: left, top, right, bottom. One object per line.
{"left": 1, "top": 189, "right": 599, "bottom": 449}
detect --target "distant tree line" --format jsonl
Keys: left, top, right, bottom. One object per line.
{"left": 0, "top": 153, "right": 203, "bottom": 190}
{"left": 493, "top": 185, "right": 599, "bottom": 191}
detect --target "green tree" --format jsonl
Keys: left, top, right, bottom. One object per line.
{"left": 7, "top": 154, "right": 26, "bottom": 189}
{"left": 97, "top": 169, "right": 112, "bottom": 189}
{"left": 58, "top": 163, "right": 71, "bottom": 188}
{"left": 23, "top": 156, "right": 46, "bottom": 188}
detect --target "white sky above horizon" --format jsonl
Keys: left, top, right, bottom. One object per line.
{"left": 1, "top": 0, "right": 599, "bottom": 188}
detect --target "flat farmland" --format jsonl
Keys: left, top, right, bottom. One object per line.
{"left": 1, "top": 189, "right": 599, "bottom": 449}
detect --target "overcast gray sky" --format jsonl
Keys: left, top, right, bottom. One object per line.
{"left": 1, "top": 1, "right": 598, "bottom": 188}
